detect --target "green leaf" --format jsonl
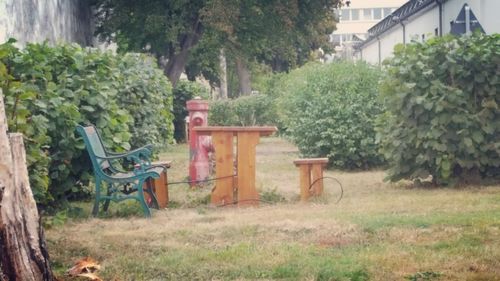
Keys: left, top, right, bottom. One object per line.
{"left": 463, "top": 137, "right": 473, "bottom": 148}
{"left": 122, "top": 142, "right": 131, "bottom": 150}
{"left": 19, "top": 91, "right": 37, "bottom": 100}
{"left": 471, "top": 131, "right": 484, "bottom": 143}
{"left": 441, "top": 159, "right": 451, "bottom": 171}
{"left": 415, "top": 96, "right": 424, "bottom": 104}
{"left": 423, "top": 102, "right": 433, "bottom": 110}
{"left": 81, "top": 105, "right": 95, "bottom": 112}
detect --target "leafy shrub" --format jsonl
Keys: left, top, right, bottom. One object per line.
{"left": 0, "top": 40, "right": 173, "bottom": 206}
{"left": 280, "top": 61, "right": 384, "bottom": 169}
{"left": 208, "top": 94, "right": 278, "bottom": 126}
{"left": 377, "top": 33, "right": 500, "bottom": 185}
{"left": 116, "top": 53, "right": 173, "bottom": 148}
{"left": 208, "top": 99, "right": 237, "bottom": 126}
{"left": 172, "top": 80, "right": 209, "bottom": 142}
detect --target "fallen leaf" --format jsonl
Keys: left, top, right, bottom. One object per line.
{"left": 67, "top": 257, "right": 101, "bottom": 276}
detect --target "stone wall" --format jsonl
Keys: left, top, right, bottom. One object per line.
{"left": 0, "top": 0, "right": 92, "bottom": 46}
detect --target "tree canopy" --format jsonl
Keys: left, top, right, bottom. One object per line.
{"left": 201, "top": 0, "right": 338, "bottom": 70}
{"left": 93, "top": 0, "right": 342, "bottom": 90}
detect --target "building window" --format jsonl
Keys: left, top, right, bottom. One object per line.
{"left": 383, "top": 8, "right": 392, "bottom": 17}
{"left": 373, "top": 8, "right": 382, "bottom": 20}
{"left": 351, "top": 9, "right": 359, "bottom": 21}
{"left": 362, "top": 9, "right": 372, "bottom": 20}
{"left": 331, "top": 34, "right": 341, "bottom": 44}
{"left": 341, "top": 9, "right": 350, "bottom": 21}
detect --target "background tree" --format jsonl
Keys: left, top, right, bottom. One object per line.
{"left": 93, "top": 0, "right": 342, "bottom": 92}
{"left": 200, "top": 0, "right": 340, "bottom": 95}
{"left": 94, "top": 0, "right": 207, "bottom": 87}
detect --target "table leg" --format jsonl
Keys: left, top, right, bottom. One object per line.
{"left": 237, "top": 132, "right": 260, "bottom": 206}
{"left": 211, "top": 132, "right": 234, "bottom": 205}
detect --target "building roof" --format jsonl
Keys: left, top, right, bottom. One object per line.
{"left": 357, "top": 0, "right": 448, "bottom": 48}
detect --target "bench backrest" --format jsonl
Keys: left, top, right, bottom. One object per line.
{"left": 76, "top": 125, "right": 111, "bottom": 171}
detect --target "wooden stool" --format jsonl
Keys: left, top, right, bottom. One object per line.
{"left": 145, "top": 160, "right": 171, "bottom": 209}
{"left": 293, "top": 158, "right": 328, "bottom": 201}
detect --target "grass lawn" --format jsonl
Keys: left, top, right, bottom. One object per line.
{"left": 46, "top": 137, "right": 500, "bottom": 280}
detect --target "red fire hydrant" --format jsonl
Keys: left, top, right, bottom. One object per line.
{"left": 186, "top": 98, "right": 212, "bottom": 186}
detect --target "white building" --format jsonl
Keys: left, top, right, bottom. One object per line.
{"left": 330, "top": 0, "right": 407, "bottom": 59}
{"left": 357, "top": 0, "right": 500, "bottom": 64}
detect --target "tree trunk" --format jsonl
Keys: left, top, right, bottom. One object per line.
{"left": 164, "top": 20, "right": 203, "bottom": 88}
{"left": 218, "top": 48, "right": 228, "bottom": 99}
{"left": 235, "top": 56, "right": 252, "bottom": 96}
{"left": 0, "top": 90, "right": 54, "bottom": 281}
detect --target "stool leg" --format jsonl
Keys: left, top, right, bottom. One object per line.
{"left": 311, "top": 164, "right": 324, "bottom": 196}
{"left": 154, "top": 171, "right": 168, "bottom": 208}
{"left": 299, "top": 165, "right": 311, "bottom": 201}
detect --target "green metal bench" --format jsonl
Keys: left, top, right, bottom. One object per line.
{"left": 77, "top": 125, "right": 164, "bottom": 217}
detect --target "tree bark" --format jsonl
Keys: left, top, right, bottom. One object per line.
{"left": 218, "top": 48, "right": 228, "bottom": 99}
{"left": 0, "top": 90, "right": 54, "bottom": 281}
{"left": 164, "top": 20, "right": 203, "bottom": 88}
{"left": 235, "top": 56, "right": 252, "bottom": 96}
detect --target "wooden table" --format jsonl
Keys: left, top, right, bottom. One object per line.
{"left": 194, "top": 126, "right": 277, "bottom": 206}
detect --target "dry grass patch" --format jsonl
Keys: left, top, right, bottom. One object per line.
{"left": 46, "top": 137, "right": 500, "bottom": 280}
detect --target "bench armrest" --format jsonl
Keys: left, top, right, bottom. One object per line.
{"left": 95, "top": 149, "right": 150, "bottom": 163}
{"left": 108, "top": 145, "right": 153, "bottom": 165}
{"left": 107, "top": 144, "right": 153, "bottom": 157}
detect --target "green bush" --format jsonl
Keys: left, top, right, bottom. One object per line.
{"left": 0, "top": 40, "right": 173, "bottom": 206}
{"left": 172, "top": 80, "right": 209, "bottom": 142}
{"left": 208, "top": 94, "right": 278, "bottom": 126}
{"left": 116, "top": 53, "right": 173, "bottom": 148}
{"left": 208, "top": 99, "right": 237, "bottom": 126}
{"left": 377, "top": 33, "right": 500, "bottom": 185}
{"left": 280, "top": 61, "right": 384, "bottom": 169}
